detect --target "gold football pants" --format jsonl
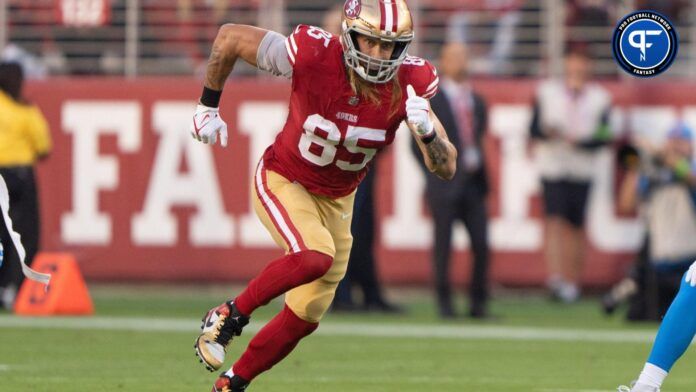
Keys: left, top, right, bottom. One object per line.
{"left": 252, "top": 159, "right": 355, "bottom": 322}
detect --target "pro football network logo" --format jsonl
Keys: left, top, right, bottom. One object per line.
{"left": 612, "top": 10, "right": 678, "bottom": 77}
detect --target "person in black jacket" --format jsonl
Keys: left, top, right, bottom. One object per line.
{"left": 412, "top": 42, "right": 490, "bottom": 318}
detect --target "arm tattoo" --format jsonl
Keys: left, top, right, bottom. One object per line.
{"left": 425, "top": 136, "right": 449, "bottom": 168}
{"left": 204, "top": 44, "right": 237, "bottom": 90}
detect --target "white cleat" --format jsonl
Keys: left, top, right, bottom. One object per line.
{"left": 618, "top": 382, "right": 660, "bottom": 392}
{"left": 194, "top": 300, "right": 249, "bottom": 372}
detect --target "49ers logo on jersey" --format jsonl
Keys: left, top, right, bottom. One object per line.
{"left": 344, "top": 0, "right": 361, "bottom": 19}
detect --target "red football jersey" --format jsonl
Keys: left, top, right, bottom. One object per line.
{"left": 262, "top": 25, "right": 439, "bottom": 198}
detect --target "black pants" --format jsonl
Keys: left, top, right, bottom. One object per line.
{"left": 654, "top": 262, "right": 693, "bottom": 318}
{"left": 625, "top": 236, "right": 659, "bottom": 321}
{"left": 0, "top": 166, "right": 40, "bottom": 292}
{"left": 428, "top": 184, "right": 490, "bottom": 315}
{"left": 334, "top": 166, "right": 385, "bottom": 306}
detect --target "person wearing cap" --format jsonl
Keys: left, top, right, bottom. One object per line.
{"left": 0, "top": 61, "right": 51, "bottom": 310}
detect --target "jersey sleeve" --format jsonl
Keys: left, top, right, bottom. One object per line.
{"left": 403, "top": 56, "right": 439, "bottom": 99}
{"left": 284, "top": 25, "right": 335, "bottom": 72}
{"left": 257, "top": 31, "right": 293, "bottom": 79}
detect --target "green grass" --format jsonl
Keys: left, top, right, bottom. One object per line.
{"left": 0, "top": 285, "right": 694, "bottom": 391}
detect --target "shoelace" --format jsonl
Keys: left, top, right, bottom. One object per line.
{"left": 216, "top": 309, "right": 249, "bottom": 346}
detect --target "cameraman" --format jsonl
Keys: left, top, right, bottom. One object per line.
{"left": 618, "top": 123, "right": 696, "bottom": 316}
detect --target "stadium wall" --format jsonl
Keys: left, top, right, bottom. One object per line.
{"left": 25, "top": 78, "right": 696, "bottom": 286}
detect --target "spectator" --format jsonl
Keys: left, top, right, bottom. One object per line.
{"left": 530, "top": 47, "right": 612, "bottom": 303}
{"left": 617, "top": 123, "right": 696, "bottom": 316}
{"left": 412, "top": 42, "right": 491, "bottom": 319}
{"left": 0, "top": 62, "right": 51, "bottom": 310}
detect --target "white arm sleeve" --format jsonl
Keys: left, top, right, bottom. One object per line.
{"left": 256, "top": 31, "right": 293, "bottom": 79}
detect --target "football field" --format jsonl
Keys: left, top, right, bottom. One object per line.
{"left": 0, "top": 285, "right": 694, "bottom": 392}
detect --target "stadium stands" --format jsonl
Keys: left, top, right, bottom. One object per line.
{"left": 2, "top": 0, "right": 693, "bottom": 77}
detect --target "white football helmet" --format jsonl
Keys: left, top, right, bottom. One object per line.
{"left": 340, "top": 0, "right": 414, "bottom": 83}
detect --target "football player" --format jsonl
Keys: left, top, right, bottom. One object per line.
{"left": 189, "top": 1, "right": 457, "bottom": 391}
{"left": 619, "top": 261, "right": 696, "bottom": 392}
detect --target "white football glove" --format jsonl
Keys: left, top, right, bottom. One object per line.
{"left": 190, "top": 104, "right": 228, "bottom": 147}
{"left": 406, "top": 84, "right": 434, "bottom": 137}
{"left": 686, "top": 261, "right": 696, "bottom": 287}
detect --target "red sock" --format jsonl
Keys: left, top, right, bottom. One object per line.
{"left": 233, "top": 305, "right": 318, "bottom": 381}
{"left": 234, "top": 250, "right": 332, "bottom": 317}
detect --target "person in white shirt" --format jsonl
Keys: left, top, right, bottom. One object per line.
{"left": 529, "top": 47, "right": 612, "bottom": 303}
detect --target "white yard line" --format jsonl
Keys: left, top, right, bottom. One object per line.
{"left": 0, "top": 364, "right": 10, "bottom": 371}
{"left": 0, "top": 315, "right": 657, "bottom": 343}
